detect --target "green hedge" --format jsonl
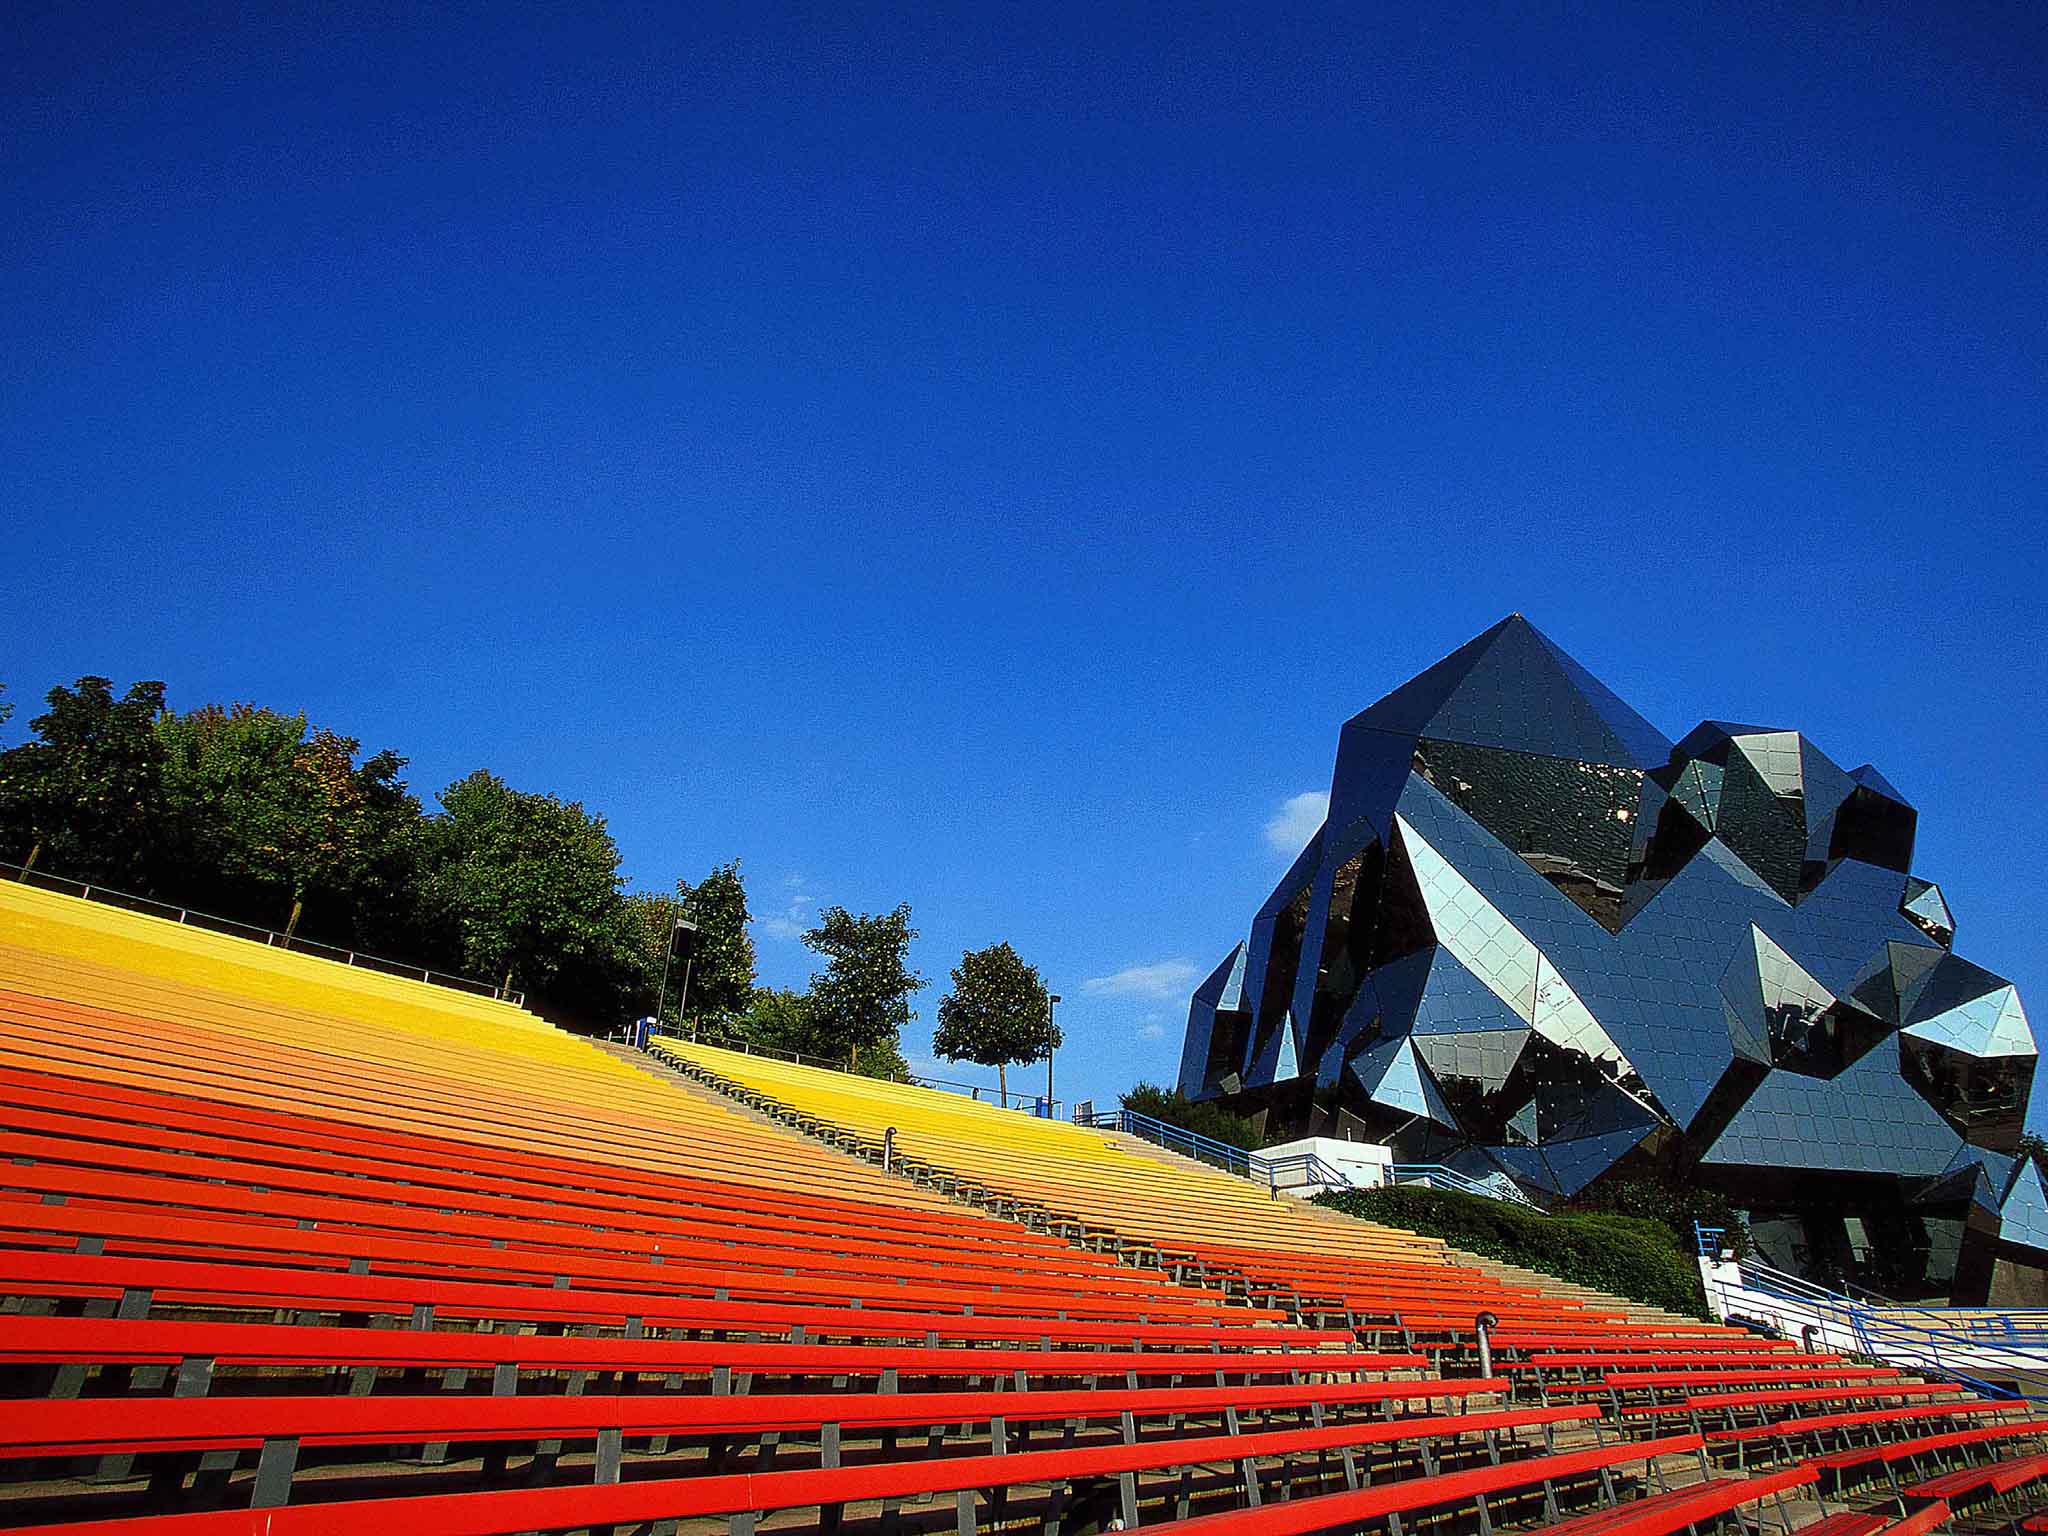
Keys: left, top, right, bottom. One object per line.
{"left": 1314, "top": 1185, "right": 1710, "bottom": 1319}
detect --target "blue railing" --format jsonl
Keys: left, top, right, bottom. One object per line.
{"left": 1076, "top": 1108, "right": 1258, "bottom": 1176}
{"left": 1388, "top": 1163, "right": 1541, "bottom": 1208}
{"left": 1700, "top": 1249, "right": 2048, "bottom": 1400}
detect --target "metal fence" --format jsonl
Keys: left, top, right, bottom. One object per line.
{"left": 1, "top": 860, "right": 524, "bottom": 1006}
{"left": 1696, "top": 1234, "right": 2048, "bottom": 1399}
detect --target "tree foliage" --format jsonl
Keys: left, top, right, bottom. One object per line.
{"left": 0, "top": 672, "right": 783, "bottom": 1036}
{"left": 416, "top": 770, "right": 631, "bottom": 998}
{"left": 0, "top": 676, "right": 167, "bottom": 885}
{"left": 933, "top": 941, "right": 1055, "bottom": 1103}
{"left": 802, "top": 903, "right": 924, "bottom": 1070}
{"left": 732, "top": 985, "right": 821, "bottom": 1054}
{"left": 155, "top": 704, "right": 416, "bottom": 937}
{"left": 674, "top": 861, "right": 755, "bottom": 1027}
{"left": 1118, "top": 1082, "right": 1263, "bottom": 1150}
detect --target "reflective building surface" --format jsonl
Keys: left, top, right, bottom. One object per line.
{"left": 1181, "top": 616, "right": 2042, "bottom": 1301}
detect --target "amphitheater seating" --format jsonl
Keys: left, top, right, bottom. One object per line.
{"left": 0, "top": 876, "right": 2040, "bottom": 1532}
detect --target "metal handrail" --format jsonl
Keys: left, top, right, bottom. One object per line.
{"left": 1075, "top": 1108, "right": 1259, "bottom": 1174}
{"left": 1386, "top": 1163, "right": 1542, "bottom": 1208}
{"left": 1, "top": 859, "right": 524, "bottom": 1005}
{"left": 1703, "top": 1250, "right": 2048, "bottom": 1398}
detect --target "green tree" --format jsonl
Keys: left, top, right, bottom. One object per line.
{"left": 733, "top": 984, "right": 820, "bottom": 1053}
{"left": 0, "top": 676, "right": 167, "bottom": 885}
{"left": 155, "top": 704, "right": 416, "bottom": 939}
{"left": 344, "top": 748, "right": 426, "bottom": 954}
{"left": 1119, "top": 1081, "right": 1263, "bottom": 1151}
{"left": 0, "top": 684, "right": 11, "bottom": 729}
{"left": 674, "top": 861, "right": 755, "bottom": 1027}
{"left": 416, "top": 770, "right": 631, "bottom": 1008}
{"left": 616, "top": 889, "right": 687, "bottom": 1021}
{"left": 932, "top": 941, "right": 1057, "bottom": 1106}
{"left": 802, "top": 903, "right": 924, "bottom": 1071}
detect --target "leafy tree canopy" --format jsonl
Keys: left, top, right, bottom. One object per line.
{"left": 933, "top": 940, "right": 1056, "bottom": 1103}
{"left": 416, "top": 770, "right": 629, "bottom": 997}
{"left": 803, "top": 903, "right": 924, "bottom": 1070}
{"left": 0, "top": 676, "right": 167, "bottom": 886}
{"left": 674, "top": 860, "right": 755, "bottom": 1026}
{"left": 155, "top": 704, "right": 416, "bottom": 938}
{"left": 1119, "top": 1081, "right": 1263, "bottom": 1151}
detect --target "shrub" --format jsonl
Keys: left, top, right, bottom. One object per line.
{"left": 1315, "top": 1184, "right": 1710, "bottom": 1319}
{"left": 1119, "top": 1082, "right": 1262, "bottom": 1151}
{"left": 1565, "top": 1175, "right": 1751, "bottom": 1259}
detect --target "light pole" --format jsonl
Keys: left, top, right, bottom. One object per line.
{"left": 655, "top": 916, "right": 698, "bottom": 1038}
{"left": 1045, "top": 992, "right": 1061, "bottom": 1118}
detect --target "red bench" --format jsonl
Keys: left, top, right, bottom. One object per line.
{"left": 1519, "top": 1352, "right": 1831, "bottom": 1370}
{"left": 1593, "top": 1367, "right": 1898, "bottom": 1390}
{"left": 0, "top": 1376, "right": 1513, "bottom": 1459}
{"left": 8, "top": 1404, "right": 1606, "bottom": 1534}
{"left": 0, "top": 1248, "right": 1345, "bottom": 1350}
{"left": 1519, "top": 1465, "right": 1816, "bottom": 1536}
{"left": 0, "top": 1124, "right": 1163, "bottom": 1285}
{"left": 0, "top": 1060, "right": 1059, "bottom": 1254}
{"left": 1874, "top": 1501, "right": 1953, "bottom": 1536}
{"left": 1903, "top": 1447, "right": 2048, "bottom": 1503}
{"left": 0, "top": 1314, "right": 1420, "bottom": 1389}
{"left": 1683, "top": 1383, "right": 1971, "bottom": 1413}
{"left": 1100, "top": 1433, "right": 1708, "bottom": 1536}
{"left": 0, "top": 1200, "right": 1267, "bottom": 1325}
{"left": 1810, "top": 1418, "right": 2047, "bottom": 1478}
{"left": 1706, "top": 1399, "right": 2020, "bottom": 1469}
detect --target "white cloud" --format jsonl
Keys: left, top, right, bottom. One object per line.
{"left": 755, "top": 873, "right": 815, "bottom": 942}
{"left": 1083, "top": 959, "right": 1201, "bottom": 1000}
{"left": 1264, "top": 790, "right": 1329, "bottom": 855}
{"left": 1137, "top": 1014, "right": 1169, "bottom": 1041}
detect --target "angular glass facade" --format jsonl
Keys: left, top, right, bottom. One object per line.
{"left": 1180, "top": 615, "right": 2041, "bottom": 1300}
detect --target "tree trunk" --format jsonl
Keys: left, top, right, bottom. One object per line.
{"left": 849, "top": 1042, "right": 860, "bottom": 1072}
{"left": 21, "top": 839, "right": 41, "bottom": 875}
{"left": 283, "top": 897, "right": 304, "bottom": 940}
{"left": 502, "top": 963, "right": 515, "bottom": 996}
{"left": 998, "top": 1061, "right": 1008, "bottom": 1107}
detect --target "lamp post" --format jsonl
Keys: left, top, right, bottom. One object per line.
{"left": 655, "top": 916, "right": 698, "bottom": 1037}
{"left": 1045, "top": 992, "right": 1061, "bottom": 1118}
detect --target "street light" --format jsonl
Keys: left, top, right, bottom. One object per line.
{"left": 1045, "top": 992, "right": 1061, "bottom": 1118}
{"left": 655, "top": 917, "right": 699, "bottom": 1038}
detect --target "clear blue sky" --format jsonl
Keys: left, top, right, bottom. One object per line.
{"left": 4, "top": 2, "right": 2043, "bottom": 1118}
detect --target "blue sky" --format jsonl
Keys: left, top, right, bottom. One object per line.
{"left": 3, "top": 1, "right": 2044, "bottom": 1117}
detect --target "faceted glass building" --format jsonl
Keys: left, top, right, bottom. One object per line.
{"left": 1180, "top": 616, "right": 2041, "bottom": 1302}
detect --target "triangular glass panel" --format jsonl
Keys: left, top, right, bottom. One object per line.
{"left": 1901, "top": 877, "right": 1955, "bottom": 947}
{"left": 1999, "top": 1160, "right": 2048, "bottom": 1252}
